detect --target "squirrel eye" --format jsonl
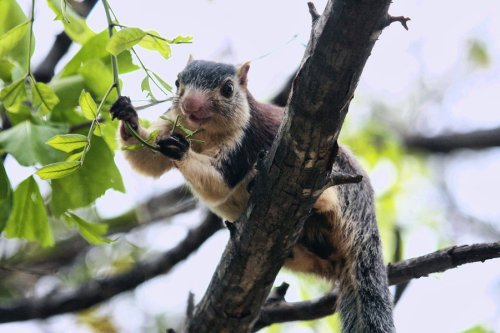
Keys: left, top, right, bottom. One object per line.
{"left": 175, "top": 79, "right": 180, "bottom": 88}
{"left": 221, "top": 80, "right": 234, "bottom": 98}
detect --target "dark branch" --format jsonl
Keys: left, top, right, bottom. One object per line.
{"left": 313, "top": 171, "right": 363, "bottom": 198}
{"left": 0, "top": 186, "right": 196, "bottom": 290}
{"left": 392, "top": 226, "right": 409, "bottom": 305}
{"left": 384, "top": 15, "right": 411, "bottom": 30}
{"left": 265, "top": 282, "right": 289, "bottom": 305}
{"left": 405, "top": 127, "right": 500, "bottom": 153}
{"left": 185, "top": 1, "right": 396, "bottom": 332}
{"left": 387, "top": 242, "right": 500, "bottom": 285}
{"left": 0, "top": 236, "right": 497, "bottom": 326}
{"left": 0, "top": 212, "right": 222, "bottom": 323}
{"left": 307, "top": 2, "right": 320, "bottom": 24}
{"left": 186, "top": 292, "right": 195, "bottom": 320}
{"left": 254, "top": 293, "right": 338, "bottom": 331}
{"left": 254, "top": 241, "right": 500, "bottom": 330}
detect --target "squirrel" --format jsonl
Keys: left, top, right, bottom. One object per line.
{"left": 110, "top": 59, "right": 395, "bottom": 333}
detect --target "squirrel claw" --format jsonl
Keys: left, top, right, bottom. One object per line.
{"left": 157, "top": 133, "right": 190, "bottom": 160}
{"left": 110, "top": 96, "right": 138, "bottom": 128}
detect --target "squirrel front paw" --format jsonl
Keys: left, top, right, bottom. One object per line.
{"left": 110, "top": 96, "right": 139, "bottom": 129}
{"left": 157, "top": 133, "right": 190, "bottom": 160}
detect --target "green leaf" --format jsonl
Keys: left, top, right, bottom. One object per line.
{"left": 0, "top": 76, "right": 26, "bottom": 112}
{"left": 36, "top": 161, "right": 81, "bottom": 179}
{"left": 79, "top": 90, "right": 97, "bottom": 120}
{"left": 0, "top": 0, "right": 33, "bottom": 71}
{"left": 121, "top": 143, "right": 143, "bottom": 151}
{"left": 51, "top": 137, "right": 125, "bottom": 215}
{"left": 4, "top": 176, "right": 54, "bottom": 247}
{"left": 138, "top": 31, "right": 171, "bottom": 59}
{"left": 0, "top": 20, "right": 30, "bottom": 59}
{"left": 117, "top": 50, "right": 140, "bottom": 74}
{"left": 151, "top": 71, "right": 172, "bottom": 93}
{"left": 0, "top": 59, "right": 14, "bottom": 81}
{"left": 60, "top": 31, "right": 110, "bottom": 77}
{"left": 60, "top": 30, "right": 139, "bottom": 78}
{"left": 93, "top": 122, "right": 102, "bottom": 136}
{"left": 46, "top": 0, "right": 95, "bottom": 44}
{"left": 31, "top": 80, "right": 60, "bottom": 115}
{"left": 141, "top": 76, "right": 155, "bottom": 99}
{"left": 461, "top": 325, "right": 494, "bottom": 333}
{"left": 46, "top": 133, "right": 88, "bottom": 153}
{"left": 169, "top": 35, "right": 193, "bottom": 44}
{"left": 78, "top": 59, "right": 115, "bottom": 99}
{"left": 48, "top": 74, "right": 87, "bottom": 124}
{"left": 64, "top": 212, "right": 111, "bottom": 245}
{"left": 106, "top": 27, "right": 146, "bottom": 56}
{"left": 147, "top": 129, "right": 160, "bottom": 142}
{"left": 0, "top": 163, "right": 13, "bottom": 231}
{"left": 66, "top": 151, "right": 83, "bottom": 161}
{"left": 468, "top": 39, "right": 490, "bottom": 68}
{"left": 0, "top": 121, "right": 67, "bottom": 166}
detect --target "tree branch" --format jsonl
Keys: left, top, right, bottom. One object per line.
{"left": 0, "top": 212, "right": 222, "bottom": 323}
{"left": 405, "top": 127, "right": 500, "bottom": 153}
{"left": 387, "top": 242, "right": 500, "bottom": 285}
{"left": 185, "top": 1, "right": 396, "bottom": 332}
{"left": 0, "top": 185, "right": 196, "bottom": 291}
{"left": 0, "top": 236, "right": 496, "bottom": 326}
{"left": 253, "top": 241, "right": 500, "bottom": 330}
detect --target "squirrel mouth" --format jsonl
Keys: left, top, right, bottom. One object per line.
{"left": 186, "top": 113, "right": 210, "bottom": 124}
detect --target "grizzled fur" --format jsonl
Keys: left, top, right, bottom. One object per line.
{"left": 179, "top": 60, "right": 236, "bottom": 90}
{"left": 112, "top": 60, "right": 395, "bottom": 333}
{"left": 217, "top": 94, "right": 282, "bottom": 187}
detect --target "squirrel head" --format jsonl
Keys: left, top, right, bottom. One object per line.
{"left": 173, "top": 59, "right": 251, "bottom": 135}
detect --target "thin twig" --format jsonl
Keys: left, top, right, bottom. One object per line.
{"left": 307, "top": 2, "right": 320, "bottom": 24}
{"left": 385, "top": 15, "right": 411, "bottom": 30}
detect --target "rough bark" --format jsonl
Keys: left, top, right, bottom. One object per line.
{"left": 184, "top": 1, "right": 397, "bottom": 332}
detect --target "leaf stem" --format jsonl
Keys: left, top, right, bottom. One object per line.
{"left": 132, "top": 49, "right": 170, "bottom": 96}
{"left": 102, "top": 0, "right": 121, "bottom": 96}
{"left": 102, "top": 0, "right": 159, "bottom": 151}
{"left": 27, "top": 0, "right": 35, "bottom": 73}
{"left": 80, "top": 83, "right": 116, "bottom": 163}
{"left": 124, "top": 122, "right": 160, "bottom": 151}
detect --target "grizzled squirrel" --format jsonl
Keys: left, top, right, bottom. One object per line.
{"left": 110, "top": 59, "right": 395, "bottom": 333}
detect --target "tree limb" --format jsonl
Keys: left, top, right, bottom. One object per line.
{"left": 387, "top": 242, "right": 500, "bottom": 285}
{"left": 0, "top": 237, "right": 496, "bottom": 326}
{"left": 0, "top": 212, "right": 222, "bottom": 323}
{"left": 253, "top": 241, "right": 500, "bottom": 331}
{"left": 0, "top": 185, "right": 196, "bottom": 291}
{"left": 405, "top": 127, "right": 500, "bottom": 153}
{"left": 185, "top": 1, "right": 397, "bottom": 332}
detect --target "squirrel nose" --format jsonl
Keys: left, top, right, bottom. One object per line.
{"left": 182, "top": 93, "right": 207, "bottom": 114}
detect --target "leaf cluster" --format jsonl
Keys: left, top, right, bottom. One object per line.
{"left": 0, "top": 0, "right": 189, "bottom": 246}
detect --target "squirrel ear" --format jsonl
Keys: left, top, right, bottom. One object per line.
{"left": 237, "top": 61, "right": 250, "bottom": 86}
{"left": 187, "top": 54, "right": 195, "bottom": 65}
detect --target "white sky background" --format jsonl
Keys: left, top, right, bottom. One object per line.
{"left": 2, "top": 0, "right": 500, "bottom": 332}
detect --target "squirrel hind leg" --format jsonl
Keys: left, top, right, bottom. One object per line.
{"left": 284, "top": 209, "right": 345, "bottom": 280}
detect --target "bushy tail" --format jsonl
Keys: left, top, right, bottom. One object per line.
{"left": 336, "top": 215, "right": 395, "bottom": 333}
{"left": 328, "top": 147, "right": 395, "bottom": 332}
